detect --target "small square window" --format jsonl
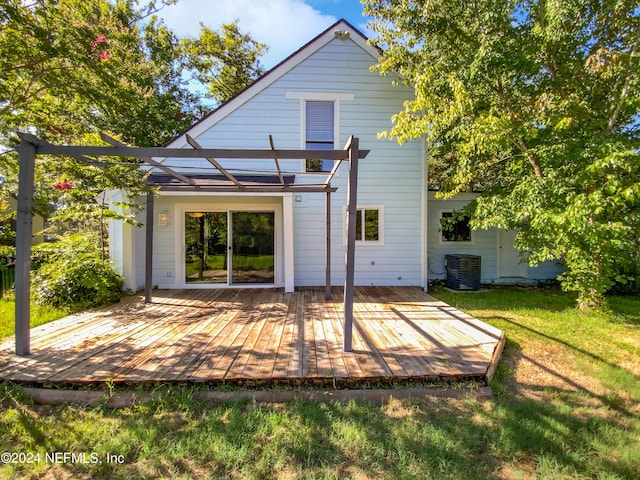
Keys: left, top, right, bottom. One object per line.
{"left": 441, "top": 212, "right": 471, "bottom": 242}
{"left": 351, "top": 208, "right": 381, "bottom": 243}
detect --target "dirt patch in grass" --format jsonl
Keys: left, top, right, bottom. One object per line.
{"left": 508, "top": 340, "right": 589, "bottom": 393}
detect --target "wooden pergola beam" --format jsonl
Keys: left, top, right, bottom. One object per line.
{"left": 324, "top": 159, "right": 343, "bottom": 187}
{"left": 19, "top": 132, "right": 368, "bottom": 160}
{"left": 155, "top": 185, "right": 338, "bottom": 193}
{"left": 269, "top": 135, "right": 286, "bottom": 185}
{"left": 185, "top": 135, "right": 244, "bottom": 189}
{"left": 100, "top": 133, "right": 197, "bottom": 186}
{"left": 325, "top": 190, "right": 332, "bottom": 300}
{"left": 144, "top": 193, "right": 154, "bottom": 303}
{"left": 14, "top": 139, "right": 36, "bottom": 356}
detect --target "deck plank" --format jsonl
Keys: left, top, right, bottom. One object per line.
{"left": 154, "top": 290, "right": 245, "bottom": 381}
{"left": 257, "top": 292, "right": 291, "bottom": 381}
{"left": 191, "top": 289, "right": 267, "bottom": 381}
{"left": 0, "top": 287, "right": 504, "bottom": 387}
{"left": 128, "top": 289, "right": 233, "bottom": 381}
{"left": 68, "top": 289, "right": 214, "bottom": 383}
{"left": 271, "top": 293, "right": 297, "bottom": 379}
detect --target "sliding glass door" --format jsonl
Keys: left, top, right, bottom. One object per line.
{"left": 184, "top": 211, "right": 274, "bottom": 285}
{"left": 185, "top": 212, "right": 228, "bottom": 284}
{"left": 231, "top": 211, "right": 275, "bottom": 284}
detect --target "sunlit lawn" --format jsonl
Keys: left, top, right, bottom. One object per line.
{"left": 0, "top": 295, "right": 69, "bottom": 340}
{"left": 1, "top": 286, "right": 639, "bottom": 479}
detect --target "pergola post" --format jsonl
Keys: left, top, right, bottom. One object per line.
{"left": 10, "top": 132, "right": 369, "bottom": 356}
{"left": 14, "top": 139, "right": 37, "bottom": 356}
{"left": 343, "top": 137, "right": 359, "bottom": 352}
{"left": 144, "top": 192, "right": 154, "bottom": 303}
{"left": 325, "top": 190, "right": 332, "bottom": 300}
{"left": 283, "top": 194, "right": 295, "bottom": 293}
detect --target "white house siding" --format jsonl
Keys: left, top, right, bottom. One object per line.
{"left": 279, "top": 39, "right": 423, "bottom": 286}
{"left": 105, "top": 190, "right": 143, "bottom": 292}
{"left": 107, "top": 190, "right": 124, "bottom": 275}
{"left": 527, "top": 257, "right": 565, "bottom": 280}
{"left": 426, "top": 192, "right": 564, "bottom": 284}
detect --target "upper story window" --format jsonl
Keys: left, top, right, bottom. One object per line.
{"left": 441, "top": 212, "right": 472, "bottom": 242}
{"left": 305, "top": 100, "right": 335, "bottom": 172}
{"left": 286, "top": 91, "right": 353, "bottom": 172}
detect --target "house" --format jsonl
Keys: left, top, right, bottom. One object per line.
{"left": 107, "top": 19, "right": 563, "bottom": 293}
{"left": 1, "top": 195, "right": 46, "bottom": 246}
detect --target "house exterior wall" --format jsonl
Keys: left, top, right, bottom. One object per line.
{"left": 150, "top": 194, "right": 284, "bottom": 289}
{"left": 107, "top": 190, "right": 124, "bottom": 275}
{"left": 426, "top": 192, "right": 564, "bottom": 284}
{"left": 106, "top": 190, "right": 142, "bottom": 292}
{"left": 2, "top": 196, "right": 45, "bottom": 245}
{"left": 107, "top": 22, "right": 565, "bottom": 292}
{"left": 144, "top": 34, "right": 424, "bottom": 288}
{"left": 283, "top": 40, "right": 424, "bottom": 286}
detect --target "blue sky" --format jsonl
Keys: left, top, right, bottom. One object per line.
{"left": 158, "top": 0, "right": 371, "bottom": 69}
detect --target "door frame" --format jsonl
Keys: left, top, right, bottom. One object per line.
{"left": 174, "top": 198, "right": 284, "bottom": 289}
{"left": 229, "top": 210, "right": 276, "bottom": 285}
{"left": 497, "top": 229, "right": 528, "bottom": 279}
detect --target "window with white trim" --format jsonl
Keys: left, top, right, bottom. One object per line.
{"left": 305, "top": 100, "right": 335, "bottom": 172}
{"left": 441, "top": 211, "right": 472, "bottom": 242}
{"left": 345, "top": 206, "right": 383, "bottom": 244}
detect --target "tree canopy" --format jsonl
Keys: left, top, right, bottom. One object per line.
{"left": 0, "top": 0, "right": 266, "bottom": 243}
{"left": 365, "top": 0, "right": 640, "bottom": 307}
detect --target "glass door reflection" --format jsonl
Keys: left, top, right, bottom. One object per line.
{"left": 231, "top": 211, "right": 275, "bottom": 284}
{"left": 185, "top": 212, "right": 228, "bottom": 284}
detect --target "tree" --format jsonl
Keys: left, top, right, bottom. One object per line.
{"left": 365, "top": 0, "right": 640, "bottom": 308}
{"left": 182, "top": 21, "right": 267, "bottom": 104}
{"left": 0, "top": 0, "right": 266, "bottom": 244}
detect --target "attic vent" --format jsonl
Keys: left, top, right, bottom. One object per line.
{"left": 334, "top": 30, "right": 350, "bottom": 39}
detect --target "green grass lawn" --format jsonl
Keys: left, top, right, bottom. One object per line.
{"left": 1, "top": 286, "right": 639, "bottom": 479}
{"left": 0, "top": 295, "right": 69, "bottom": 340}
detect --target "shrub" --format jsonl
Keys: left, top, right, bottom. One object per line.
{"left": 0, "top": 245, "right": 15, "bottom": 266}
{"left": 32, "top": 235, "right": 123, "bottom": 309}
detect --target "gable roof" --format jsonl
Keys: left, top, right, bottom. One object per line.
{"left": 165, "top": 19, "right": 380, "bottom": 149}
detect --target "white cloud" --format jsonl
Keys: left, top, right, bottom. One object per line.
{"left": 158, "top": 0, "right": 337, "bottom": 69}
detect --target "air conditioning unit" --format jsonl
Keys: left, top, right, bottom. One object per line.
{"left": 445, "top": 254, "right": 481, "bottom": 291}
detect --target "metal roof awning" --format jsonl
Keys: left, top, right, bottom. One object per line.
{"left": 147, "top": 173, "right": 337, "bottom": 193}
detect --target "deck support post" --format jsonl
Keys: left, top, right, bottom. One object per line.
{"left": 325, "top": 190, "right": 332, "bottom": 300}
{"left": 144, "top": 192, "right": 154, "bottom": 303}
{"left": 343, "top": 137, "right": 359, "bottom": 352}
{"left": 14, "top": 139, "right": 36, "bottom": 356}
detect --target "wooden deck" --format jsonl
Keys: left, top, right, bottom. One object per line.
{"left": 0, "top": 287, "right": 504, "bottom": 388}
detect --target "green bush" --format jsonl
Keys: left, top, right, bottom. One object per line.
{"left": 0, "top": 245, "right": 15, "bottom": 266}
{"left": 32, "top": 235, "right": 123, "bottom": 309}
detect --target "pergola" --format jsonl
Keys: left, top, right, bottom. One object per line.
{"left": 13, "top": 133, "right": 369, "bottom": 357}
